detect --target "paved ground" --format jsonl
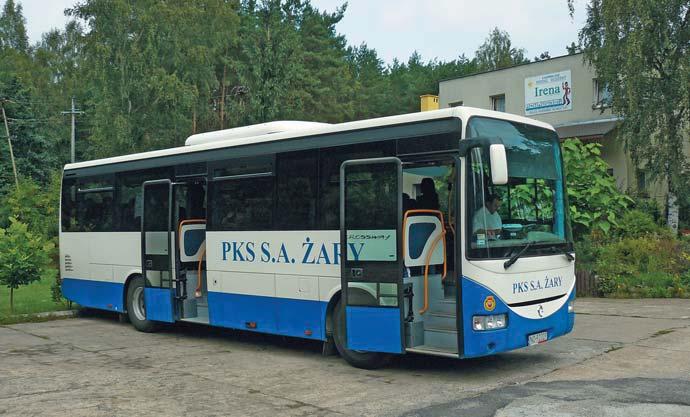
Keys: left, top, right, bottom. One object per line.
{"left": 1, "top": 298, "right": 689, "bottom": 417}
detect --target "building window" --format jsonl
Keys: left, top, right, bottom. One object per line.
{"left": 491, "top": 94, "right": 505, "bottom": 112}
{"left": 606, "top": 168, "right": 614, "bottom": 177}
{"left": 449, "top": 101, "right": 463, "bottom": 107}
{"left": 594, "top": 79, "right": 612, "bottom": 108}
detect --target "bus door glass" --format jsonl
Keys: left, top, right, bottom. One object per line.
{"left": 340, "top": 157, "right": 404, "bottom": 353}
{"left": 141, "top": 180, "right": 176, "bottom": 323}
{"left": 173, "top": 180, "right": 208, "bottom": 320}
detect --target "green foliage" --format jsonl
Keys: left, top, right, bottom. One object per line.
{"left": 474, "top": 27, "right": 530, "bottom": 71}
{"left": 612, "top": 209, "right": 668, "bottom": 239}
{"left": 0, "top": 175, "right": 61, "bottom": 241}
{"left": 0, "top": 73, "right": 59, "bottom": 189}
{"left": 577, "top": 0, "right": 690, "bottom": 216}
{"left": 562, "top": 138, "right": 632, "bottom": 237}
{"left": 0, "top": 218, "right": 55, "bottom": 312}
{"left": 594, "top": 236, "right": 690, "bottom": 297}
{"left": 0, "top": 0, "right": 28, "bottom": 52}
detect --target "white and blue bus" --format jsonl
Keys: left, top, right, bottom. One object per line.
{"left": 60, "top": 107, "right": 575, "bottom": 368}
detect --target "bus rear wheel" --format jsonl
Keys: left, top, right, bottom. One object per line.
{"left": 126, "top": 276, "right": 159, "bottom": 333}
{"left": 332, "top": 298, "right": 391, "bottom": 369}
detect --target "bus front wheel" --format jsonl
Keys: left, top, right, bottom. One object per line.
{"left": 332, "top": 298, "right": 391, "bottom": 369}
{"left": 126, "top": 276, "right": 159, "bottom": 333}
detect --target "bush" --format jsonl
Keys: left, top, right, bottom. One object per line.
{"left": 562, "top": 138, "right": 633, "bottom": 238}
{"left": 0, "top": 176, "right": 60, "bottom": 241}
{"left": 612, "top": 209, "right": 668, "bottom": 239}
{"left": 595, "top": 236, "right": 690, "bottom": 297}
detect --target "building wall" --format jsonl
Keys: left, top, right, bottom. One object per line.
{"left": 439, "top": 53, "right": 616, "bottom": 127}
{"left": 439, "top": 53, "right": 637, "bottom": 199}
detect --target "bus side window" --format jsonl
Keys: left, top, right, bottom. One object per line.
{"left": 61, "top": 178, "right": 78, "bottom": 232}
{"left": 318, "top": 141, "right": 395, "bottom": 229}
{"left": 209, "top": 176, "right": 274, "bottom": 231}
{"left": 115, "top": 168, "right": 172, "bottom": 231}
{"left": 76, "top": 177, "right": 114, "bottom": 232}
{"left": 276, "top": 150, "right": 317, "bottom": 230}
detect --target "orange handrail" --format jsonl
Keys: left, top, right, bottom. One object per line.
{"left": 420, "top": 230, "right": 447, "bottom": 315}
{"left": 196, "top": 245, "right": 206, "bottom": 298}
{"left": 177, "top": 218, "right": 206, "bottom": 298}
{"left": 401, "top": 209, "right": 447, "bottom": 315}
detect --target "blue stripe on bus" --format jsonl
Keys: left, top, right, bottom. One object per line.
{"left": 208, "top": 292, "right": 327, "bottom": 340}
{"left": 62, "top": 277, "right": 125, "bottom": 312}
{"left": 461, "top": 276, "right": 575, "bottom": 358}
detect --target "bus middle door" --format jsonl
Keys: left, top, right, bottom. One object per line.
{"left": 340, "top": 157, "right": 404, "bottom": 354}
{"left": 141, "top": 180, "right": 176, "bottom": 323}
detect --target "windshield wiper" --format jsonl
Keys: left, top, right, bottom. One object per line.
{"left": 552, "top": 245, "right": 575, "bottom": 262}
{"left": 504, "top": 241, "right": 536, "bottom": 269}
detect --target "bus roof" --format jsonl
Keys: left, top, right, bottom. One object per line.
{"left": 64, "top": 107, "right": 555, "bottom": 172}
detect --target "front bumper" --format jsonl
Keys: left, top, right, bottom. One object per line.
{"left": 461, "top": 276, "right": 575, "bottom": 358}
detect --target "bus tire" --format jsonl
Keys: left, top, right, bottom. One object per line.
{"left": 126, "top": 276, "right": 159, "bottom": 333}
{"left": 332, "top": 298, "right": 391, "bottom": 369}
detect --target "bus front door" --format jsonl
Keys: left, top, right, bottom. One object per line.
{"left": 141, "top": 180, "right": 176, "bottom": 323}
{"left": 340, "top": 157, "right": 404, "bottom": 353}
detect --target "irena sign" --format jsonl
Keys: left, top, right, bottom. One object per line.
{"left": 524, "top": 70, "right": 572, "bottom": 116}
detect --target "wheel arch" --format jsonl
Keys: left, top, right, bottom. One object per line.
{"left": 122, "top": 271, "right": 143, "bottom": 312}
{"left": 324, "top": 285, "right": 378, "bottom": 338}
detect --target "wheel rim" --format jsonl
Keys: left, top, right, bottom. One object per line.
{"left": 132, "top": 286, "right": 146, "bottom": 321}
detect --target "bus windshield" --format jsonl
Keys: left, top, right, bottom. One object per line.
{"left": 466, "top": 116, "right": 572, "bottom": 259}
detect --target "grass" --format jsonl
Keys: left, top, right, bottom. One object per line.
{"left": 0, "top": 277, "right": 71, "bottom": 320}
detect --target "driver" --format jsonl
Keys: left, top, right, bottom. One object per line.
{"left": 472, "top": 194, "right": 503, "bottom": 239}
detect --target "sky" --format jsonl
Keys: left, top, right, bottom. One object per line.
{"left": 16, "top": 0, "right": 588, "bottom": 64}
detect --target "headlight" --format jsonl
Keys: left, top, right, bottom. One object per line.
{"left": 472, "top": 314, "right": 508, "bottom": 331}
{"left": 568, "top": 300, "right": 574, "bottom": 313}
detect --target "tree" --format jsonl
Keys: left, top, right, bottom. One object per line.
{"left": 474, "top": 27, "right": 530, "bottom": 71}
{"left": 0, "top": 175, "right": 61, "bottom": 241}
{"left": 346, "top": 43, "right": 390, "bottom": 119}
{"left": 68, "top": 0, "right": 239, "bottom": 158}
{"left": 295, "top": 2, "right": 354, "bottom": 123}
{"left": 574, "top": 0, "right": 690, "bottom": 232}
{"left": 534, "top": 51, "right": 551, "bottom": 61}
{"left": 0, "top": 74, "right": 58, "bottom": 190}
{"left": 0, "top": 218, "right": 55, "bottom": 313}
{"left": 562, "top": 138, "right": 633, "bottom": 237}
{"left": 0, "top": 0, "right": 28, "bottom": 53}
{"left": 566, "top": 41, "right": 581, "bottom": 55}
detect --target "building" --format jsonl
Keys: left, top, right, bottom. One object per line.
{"left": 438, "top": 53, "right": 643, "bottom": 195}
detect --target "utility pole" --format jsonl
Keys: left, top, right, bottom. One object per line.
{"left": 0, "top": 100, "right": 19, "bottom": 190}
{"left": 62, "top": 97, "right": 84, "bottom": 163}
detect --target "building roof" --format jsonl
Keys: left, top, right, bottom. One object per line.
{"left": 439, "top": 52, "right": 585, "bottom": 84}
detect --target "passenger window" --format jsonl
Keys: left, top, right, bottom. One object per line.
{"left": 318, "top": 141, "right": 395, "bottom": 229}
{"left": 210, "top": 176, "right": 274, "bottom": 231}
{"left": 115, "top": 168, "right": 171, "bottom": 231}
{"left": 61, "top": 178, "right": 77, "bottom": 232}
{"left": 76, "top": 178, "right": 114, "bottom": 232}
{"left": 276, "top": 151, "right": 317, "bottom": 230}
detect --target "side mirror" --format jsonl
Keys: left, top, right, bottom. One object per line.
{"left": 489, "top": 144, "right": 508, "bottom": 185}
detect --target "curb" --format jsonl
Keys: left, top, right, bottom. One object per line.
{"left": 8, "top": 310, "right": 78, "bottom": 320}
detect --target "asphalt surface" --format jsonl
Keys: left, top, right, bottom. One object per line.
{"left": 1, "top": 298, "right": 689, "bottom": 416}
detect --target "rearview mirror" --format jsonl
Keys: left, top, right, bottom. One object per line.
{"left": 489, "top": 144, "right": 508, "bottom": 185}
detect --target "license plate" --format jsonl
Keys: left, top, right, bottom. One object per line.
{"left": 528, "top": 331, "right": 548, "bottom": 346}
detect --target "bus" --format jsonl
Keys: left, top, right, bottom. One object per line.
{"left": 60, "top": 107, "right": 575, "bottom": 369}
